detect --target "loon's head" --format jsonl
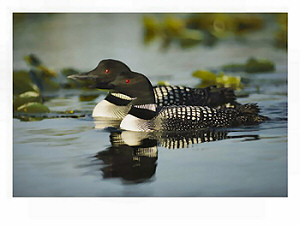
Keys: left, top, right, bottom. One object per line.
{"left": 69, "top": 59, "right": 155, "bottom": 105}
{"left": 68, "top": 59, "right": 131, "bottom": 89}
{"left": 108, "top": 71, "right": 155, "bottom": 105}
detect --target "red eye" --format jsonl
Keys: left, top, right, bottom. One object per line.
{"left": 126, "top": 79, "right": 130, "bottom": 84}
{"left": 105, "top": 69, "right": 109, "bottom": 74}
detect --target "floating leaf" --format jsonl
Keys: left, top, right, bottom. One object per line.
{"left": 216, "top": 72, "right": 242, "bottom": 89}
{"left": 222, "top": 63, "right": 246, "bottom": 72}
{"left": 222, "top": 57, "right": 275, "bottom": 73}
{"left": 192, "top": 70, "right": 217, "bottom": 81}
{"left": 14, "top": 91, "right": 42, "bottom": 111}
{"left": 16, "top": 102, "right": 50, "bottom": 113}
{"left": 193, "top": 70, "right": 242, "bottom": 90}
{"left": 245, "top": 58, "right": 275, "bottom": 73}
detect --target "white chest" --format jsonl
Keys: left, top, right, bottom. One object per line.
{"left": 92, "top": 100, "right": 130, "bottom": 119}
{"left": 120, "top": 114, "right": 152, "bottom": 132}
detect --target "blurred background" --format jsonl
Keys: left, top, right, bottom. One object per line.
{"left": 13, "top": 13, "right": 287, "bottom": 116}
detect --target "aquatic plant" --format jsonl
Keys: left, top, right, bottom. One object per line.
{"left": 143, "top": 13, "right": 265, "bottom": 49}
{"left": 13, "top": 54, "right": 102, "bottom": 119}
{"left": 222, "top": 57, "right": 275, "bottom": 73}
{"left": 192, "top": 70, "right": 242, "bottom": 90}
{"left": 143, "top": 15, "right": 204, "bottom": 49}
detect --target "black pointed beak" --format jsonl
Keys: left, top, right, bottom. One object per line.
{"left": 67, "top": 73, "right": 97, "bottom": 81}
{"left": 67, "top": 73, "right": 115, "bottom": 89}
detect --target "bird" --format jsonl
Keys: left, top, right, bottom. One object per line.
{"left": 68, "top": 61, "right": 268, "bottom": 132}
{"left": 68, "top": 59, "right": 236, "bottom": 119}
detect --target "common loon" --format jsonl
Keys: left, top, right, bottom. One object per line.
{"left": 68, "top": 59, "right": 236, "bottom": 119}
{"left": 70, "top": 64, "right": 268, "bottom": 132}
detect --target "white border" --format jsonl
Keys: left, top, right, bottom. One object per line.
{"left": 1, "top": 0, "right": 299, "bottom": 224}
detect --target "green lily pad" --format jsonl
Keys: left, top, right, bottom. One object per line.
{"left": 222, "top": 58, "right": 275, "bottom": 73}
{"left": 193, "top": 70, "right": 242, "bottom": 90}
{"left": 216, "top": 72, "right": 242, "bottom": 89}
{"left": 17, "top": 102, "right": 50, "bottom": 113}
{"left": 222, "top": 63, "right": 246, "bottom": 72}
{"left": 245, "top": 58, "right": 275, "bottom": 73}
{"left": 192, "top": 70, "right": 217, "bottom": 81}
{"left": 14, "top": 91, "right": 42, "bottom": 111}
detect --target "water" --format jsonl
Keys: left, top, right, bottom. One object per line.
{"left": 13, "top": 14, "right": 287, "bottom": 197}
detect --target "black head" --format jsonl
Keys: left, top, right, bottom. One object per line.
{"left": 108, "top": 71, "right": 155, "bottom": 105}
{"left": 68, "top": 59, "right": 131, "bottom": 89}
{"left": 69, "top": 59, "right": 155, "bottom": 105}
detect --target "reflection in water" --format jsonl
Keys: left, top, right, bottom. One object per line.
{"left": 95, "top": 133, "right": 158, "bottom": 184}
{"left": 94, "top": 118, "right": 122, "bottom": 130}
{"left": 94, "top": 124, "right": 260, "bottom": 184}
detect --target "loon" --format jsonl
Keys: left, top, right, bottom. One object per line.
{"left": 68, "top": 59, "right": 236, "bottom": 119}
{"left": 70, "top": 64, "right": 268, "bottom": 132}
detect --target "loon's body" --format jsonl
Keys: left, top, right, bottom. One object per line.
{"left": 69, "top": 59, "right": 236, "bottom": 119}
{"left": 68, "top": 59, "right": 267, "bottom": 132}
{"left": 120, "top": 103, "right": 266, "bottom": 132}
{"left": 92, "top": 85, "right": 236, "bottom": 118}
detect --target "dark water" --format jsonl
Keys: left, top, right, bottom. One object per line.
{"left": 13, "top": 14, "right": 287, "bottom": 197}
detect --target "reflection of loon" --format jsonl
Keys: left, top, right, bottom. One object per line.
{"left": 69, "top": 61, "right": 267, "bottom": 132}
{"left": 95, "top": 132, "right": 158, "bottom": 184}
{"left": 94, "top": 130, "right": 259, "bottom": 184}
{"left": 116, "top": 130, "right": 260, "bottom": 149}
{"left": 68, "top": 59, "right": 236, "bottom": 119}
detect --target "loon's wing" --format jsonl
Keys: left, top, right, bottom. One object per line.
{"left": 153, "top": 104, "right": 267, "bottom": 132}
{"left": 153, "top": 85, "right": 237, "bottom": 107}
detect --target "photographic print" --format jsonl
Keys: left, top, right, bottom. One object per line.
{"left": 13, "top": 13, "right": 287, "bottom": 197}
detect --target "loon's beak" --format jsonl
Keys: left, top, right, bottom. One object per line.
{"left": 68, "top": 73, "right": 115, "bottom": 89}
{"left": 67, "top": 73, "right": 97, "bottom": 81}
{"left": 67, "top": 73, "right": 100, "bottom": 89}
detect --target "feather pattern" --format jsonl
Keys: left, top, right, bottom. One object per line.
{"left": 153, "top": 85, "right": 236, "bottom": 107}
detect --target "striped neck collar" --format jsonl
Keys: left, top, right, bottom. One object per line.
{"left": 128, "top": 104, "right": 157, "bottom": 120}
{"left": 105, "top": 93, "right": 134, "bottom": 106}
